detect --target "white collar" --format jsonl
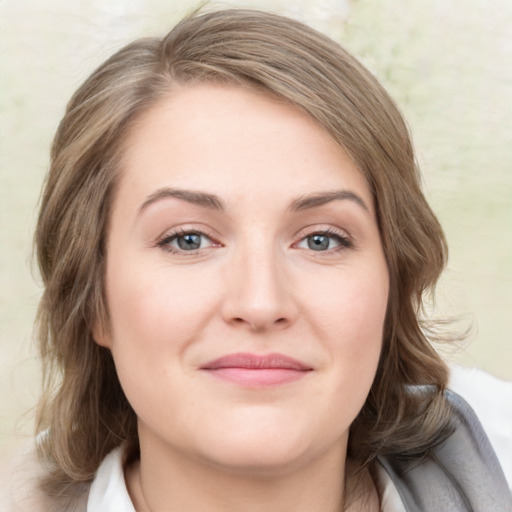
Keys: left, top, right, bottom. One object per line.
{"left": 87, "top": 446, "right": 135, "bottom": 512}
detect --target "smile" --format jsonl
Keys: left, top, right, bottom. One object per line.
{"left": 200, "top": 352, "right": 313, "bottom": 387}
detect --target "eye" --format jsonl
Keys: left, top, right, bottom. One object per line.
{"left": 296, "top": 231, "right": 352, "bottom": 252}
{"left": 157, "top": 230, "right": 216, "bottom": 253}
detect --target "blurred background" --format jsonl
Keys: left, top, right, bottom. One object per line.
{"left": 1, "top": 0, "right": 511, "bottom": 460}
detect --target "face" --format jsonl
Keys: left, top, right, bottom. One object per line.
{"left": 98, "top": 83, "right": 389, "bottom": 475}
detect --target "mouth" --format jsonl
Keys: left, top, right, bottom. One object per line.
{"left": 199, "top": 352, "right": 313, "bottom": 387}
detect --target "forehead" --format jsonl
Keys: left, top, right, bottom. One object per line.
{"left": 116, "top": 83, "right": 373, "bottom": 212}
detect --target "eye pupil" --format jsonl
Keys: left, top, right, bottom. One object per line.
{"left": 177, "top": 233, "right": 202, "bottom": 250}
{"left": 308, "top": 234, "right": 330, "bottom": 251}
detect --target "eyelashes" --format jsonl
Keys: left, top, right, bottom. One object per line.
{"left": 155, "top": 226, "right": 354, "bottom": 256}
{"left": 294, "top": 228, "right": 353, "bottom": 252}
{"left": 156, "top": 228, "right": 219, "bottom": 254}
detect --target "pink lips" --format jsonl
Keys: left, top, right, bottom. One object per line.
{"left": 200, "top": 353, "right": 312, "bottom": 387}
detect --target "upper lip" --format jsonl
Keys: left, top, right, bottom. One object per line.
{"left": 200, "top": 352, "right": 312, "bottom": 371}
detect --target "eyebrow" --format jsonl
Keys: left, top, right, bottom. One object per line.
{"left": 139, "top": 187, "right": 224, "bottom": 213}
{"left": 289, "top": 190, "right": 370, "bottom": 213}
{"left": 139, "top": 187, "right": 369, "bottom": 215}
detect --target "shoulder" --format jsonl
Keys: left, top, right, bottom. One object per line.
{"left": 0, "top": 440, "right": 89, "bottom": 512}
{"left": 378, "top": 390, "right": 512, "bottom": 511}
{"left": 0, "top": 440, "right": 50, "bottom": 512}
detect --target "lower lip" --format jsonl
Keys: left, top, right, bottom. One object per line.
{"left": 203, "top": 368, "right": 310, "bottom": 387}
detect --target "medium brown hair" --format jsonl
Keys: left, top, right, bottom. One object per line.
{"left": 35, "top": 7, "right": 450, "bottom": 494}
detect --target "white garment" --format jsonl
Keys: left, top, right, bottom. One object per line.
{"left": 87, "top": 447, "right": 135, "bottom": 512}
{"left": 86, "top": 446, "right": 406, "bottom": 511}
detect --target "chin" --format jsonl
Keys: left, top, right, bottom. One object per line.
{"left": 201, "top": 442, "right": 311, "bottom": 477}
{"left": 192, "top": 420, "right": 342, "bottom": 477}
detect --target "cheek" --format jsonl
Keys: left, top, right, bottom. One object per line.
{"left": 103, "top": 263, "right": 222, "bottom": 420}
{"left": 303, "top": 264, "right": 388, "bottom": 342}
{"left": 301, "top": 263, "right": 388, "bottom": 393}
{"left": 106, "top": 260, "right": 220, "bottom": 350}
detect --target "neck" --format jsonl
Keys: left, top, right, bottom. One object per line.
{"left": 126, "top": 438, "right": 352, "bottom": 512}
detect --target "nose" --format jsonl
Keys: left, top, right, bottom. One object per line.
{"left": 221, "top": 242, "right": 298, "bottom": 332}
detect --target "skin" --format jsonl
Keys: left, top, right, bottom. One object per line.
{"left": 96, "top": 83, "right": 389, "bottom": 512}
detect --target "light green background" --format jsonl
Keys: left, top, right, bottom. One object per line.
{"left": 1, "top": 0, "right": 511, "bottom": 459}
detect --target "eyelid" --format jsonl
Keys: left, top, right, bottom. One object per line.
{"left": 292, "top": 225, "right": 354, "bottom": 251}
{"left": 155, "top": 225, "right": 222, "bottom": 254}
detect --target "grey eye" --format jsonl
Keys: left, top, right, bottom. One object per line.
{"left": 157, "top": 230, "right": 217, "bottom": 254}
{"left": 296, "top": 231, "right": 351, "bottom": 252}
{"left": 307, "top": 234, "right": 335, "bottom": 251}
{"left": 176, "top": 233, "right": 203, "bottom": 250}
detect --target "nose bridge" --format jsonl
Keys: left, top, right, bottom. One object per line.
{"left": 223, "top": 231, "right": 295, "bottom": 330}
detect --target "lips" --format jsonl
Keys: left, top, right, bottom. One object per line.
{"left": 200, "top": 353, "right": 312, "bottom": 387}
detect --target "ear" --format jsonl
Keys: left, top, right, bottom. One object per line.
{"left": 92, "top": 318, "right": 112, "bottom": 349}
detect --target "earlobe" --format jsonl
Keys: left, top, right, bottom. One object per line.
{"left": 92, "top": 320, "right": 112, "bottom": 349}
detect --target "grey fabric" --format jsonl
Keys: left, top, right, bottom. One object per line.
{"left": 378, "top": 391, "right": 512, "bottom": 511}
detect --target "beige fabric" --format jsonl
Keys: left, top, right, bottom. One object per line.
{"left": 0, "top": 440, "right": 88, "bottom": 512}
{"left": 0, "top": 441, "right": 52, "bottom": 512}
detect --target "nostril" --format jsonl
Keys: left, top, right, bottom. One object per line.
{"left": 229, "top": 316, "right": 289, "bottom": 331}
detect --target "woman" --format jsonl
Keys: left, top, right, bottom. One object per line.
{"left": 5, "top": 8, "right": 510, "bottom": 512}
